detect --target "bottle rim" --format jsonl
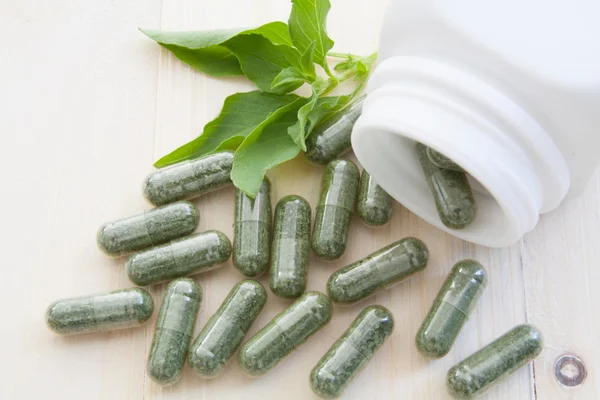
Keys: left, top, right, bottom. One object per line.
{"left": 352, "top": 57, "right": 570, "bottom": 247}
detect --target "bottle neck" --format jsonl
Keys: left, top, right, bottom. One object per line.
{"left": 352, "top": 56, "right": 570, "bottom": 247}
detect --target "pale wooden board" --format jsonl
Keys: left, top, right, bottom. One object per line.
{"left": 1, "top": 0, "right": 598, "bottom": 399}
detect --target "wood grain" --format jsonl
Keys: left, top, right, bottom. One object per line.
{"left": 1, "top": 0, "right": 597, "bottom": 399}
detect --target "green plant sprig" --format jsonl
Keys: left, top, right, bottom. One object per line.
{"left": 141, "top": 0, "right": 377, "bottom": 197}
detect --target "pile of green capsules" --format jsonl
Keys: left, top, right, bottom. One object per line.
{"left": 45, "top": 100, "right": 542, "bottom": 399}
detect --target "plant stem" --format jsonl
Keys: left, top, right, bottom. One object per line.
{"left": 337, "top": 68, "right": 359, "bottom": 83}
{"left": 351, "top": 78, "right": 367, "bottom": 97}
{"left": 321, "top": 68, "right": 360, "bottom": 96}
{"left": 319, "top": 51, "right": 378, "bottom": 97}
{"left": 322, "top": 61, "right": 335, "bottom": 79}
{"left": 327, "top": 52, "right": 361, "bottom": 59}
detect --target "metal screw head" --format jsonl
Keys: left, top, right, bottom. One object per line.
{"left": 555, "top": 355, "right": 587, "bottom": 387}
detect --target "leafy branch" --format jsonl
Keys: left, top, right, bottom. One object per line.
{"left": 141, "top": 0, "right": 377, "bottom": 197}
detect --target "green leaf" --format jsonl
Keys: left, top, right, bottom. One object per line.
{"left": 356, "top": 60, "right": 368, "bottom": 76}
{"left": 223, "top": 34, "right": 304, "bottom": 92}
{"left": 287, "top": 77, "right": 331, "bottom": 150}
{"left": 154, "top": 91, "right": 303, "bottom": 167}
{"left": 333, "top": 57, "right": 357, "bottom": 72}
{"left": 270, "top": 67, "right": 307, "bottom": 94}
{"left": 288, "top": 0, "right": 335, "bottom": 69}
{"left": 232, "top": 109, "right": 304, "bottom": 197}
{"left": 300, "top": 42, "right": 317, "bottom": 79}
{"left": 140, "top": 22, "right": 292, "bottom": 77}
{"left": 305, "top": 94, "right": 352, "bottom": 133}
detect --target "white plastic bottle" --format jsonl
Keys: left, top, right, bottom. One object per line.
{"left": 352, "top": 0, "right": 600, "bottom": 247}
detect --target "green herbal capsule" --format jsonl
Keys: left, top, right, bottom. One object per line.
{"left": 233, "top": 178, "right": 272, "bottom": 277}
{"left": 416, "top": 143, "right": 477, "bottom": 229}
{"left": 356, "top": 170, "right": 394, "bottom": 227}
{"left": 238, "top": 291, "right": 333, "bottom": 377}
{"left": 327, "top": 237, "right": 428, "bottom": 305}
{"left": 97, "top": 201, "right": 199, "bottom": 256}
{"left": 426, "top": 147, "right": 464, "bottom": 172}
{"left": 310, "top": 305, "right": 394, "bottom": 399}
{"left": 147, "top": 278, "right": 201, "bottom": 386}
{"left": 269, "top": 195, "right": 311, "bottom": 299}
{"left": 126, "top": 230, "right": 231, "bottom": 286}
{"left": 447, "top": 324, "right": 543, "bottom": 399}
{"left": 312, "top": 160, "right": 360, "bottom": 260}
{"left": 143, "top": 151, "right": 234, "bottom": 206}
{"left": 45, "top": 288, "right": 153, "bottom": 335}
{"left": 416, "top": 260, "right": 487, "bottom": 359}
{"left": 305, "top": 97, "right": 365, "bottom": 165}
{"left": 188, "top": 280, "right": 267, "bottom": 378}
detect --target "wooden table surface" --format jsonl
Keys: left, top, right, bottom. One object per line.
{"left": 3, "top": 1, "right": 598, "bottom": 399}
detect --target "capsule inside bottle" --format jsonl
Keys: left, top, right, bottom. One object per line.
{"left": 416, "top": 143, "right": 477, "bottom": 229}
{"left": 356, "top": 170, "right": 394, "bottom": 227}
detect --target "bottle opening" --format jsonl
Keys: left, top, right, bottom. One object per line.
{"left": 352, "top": 91, "right": 546, "bottom": 247}
{"left": 350, "top": 55, "right": 576, "bottom": 247}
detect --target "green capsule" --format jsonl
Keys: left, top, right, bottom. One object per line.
{"left": 233, "top": 179, "right": 272, "bottom": 277}
{"left": 143, "top": 151, "right": 234, "bottom": 206}
{"left": 126, "top": 230, "right": 231, "bottom": 286}
{"left": 45, "top": 288, "right": 154, "bottom": 335}
{"left": 416, "top": 143, "right": 477, "bottom": 229}
{"left": 356, "top": 170, "right": 394, "bottom": 227}
{"left": 312, "top": 160, "right": 360, "bottom": 260}
{"left": 269, "top": 195, "right": 311, "bottom": 299}
{"left": 305, "top": 97, "right": 365, "bottom": 165}
{"left": 447, "top": 324, "right": 543, "bottom": 399}
{"left": 97, "top": 201, "right": 199, "bottom": 256}
{"left": 238, "top": 291, "right": 333, "bottom": 377}
{"left": 426, "top": 147, "right": 464, "bottom": 172}
{"left": 311, "top": 306, "right": 394, "bottom": 399}
{"left": 327, "top": 237, "right": 428, "bottom": 305}
{"left": 147, "top": 278, "right": 201, "bottom": 386}
{"left": 416, "top": 260, "right": 487, "bottom": 359}
{"left": 188, "top": 280, "right": 267, "bottom": 378}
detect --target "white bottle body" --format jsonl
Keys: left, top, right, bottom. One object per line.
{"left": 352, "top": 0, "right": 600, "bottom": 247}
